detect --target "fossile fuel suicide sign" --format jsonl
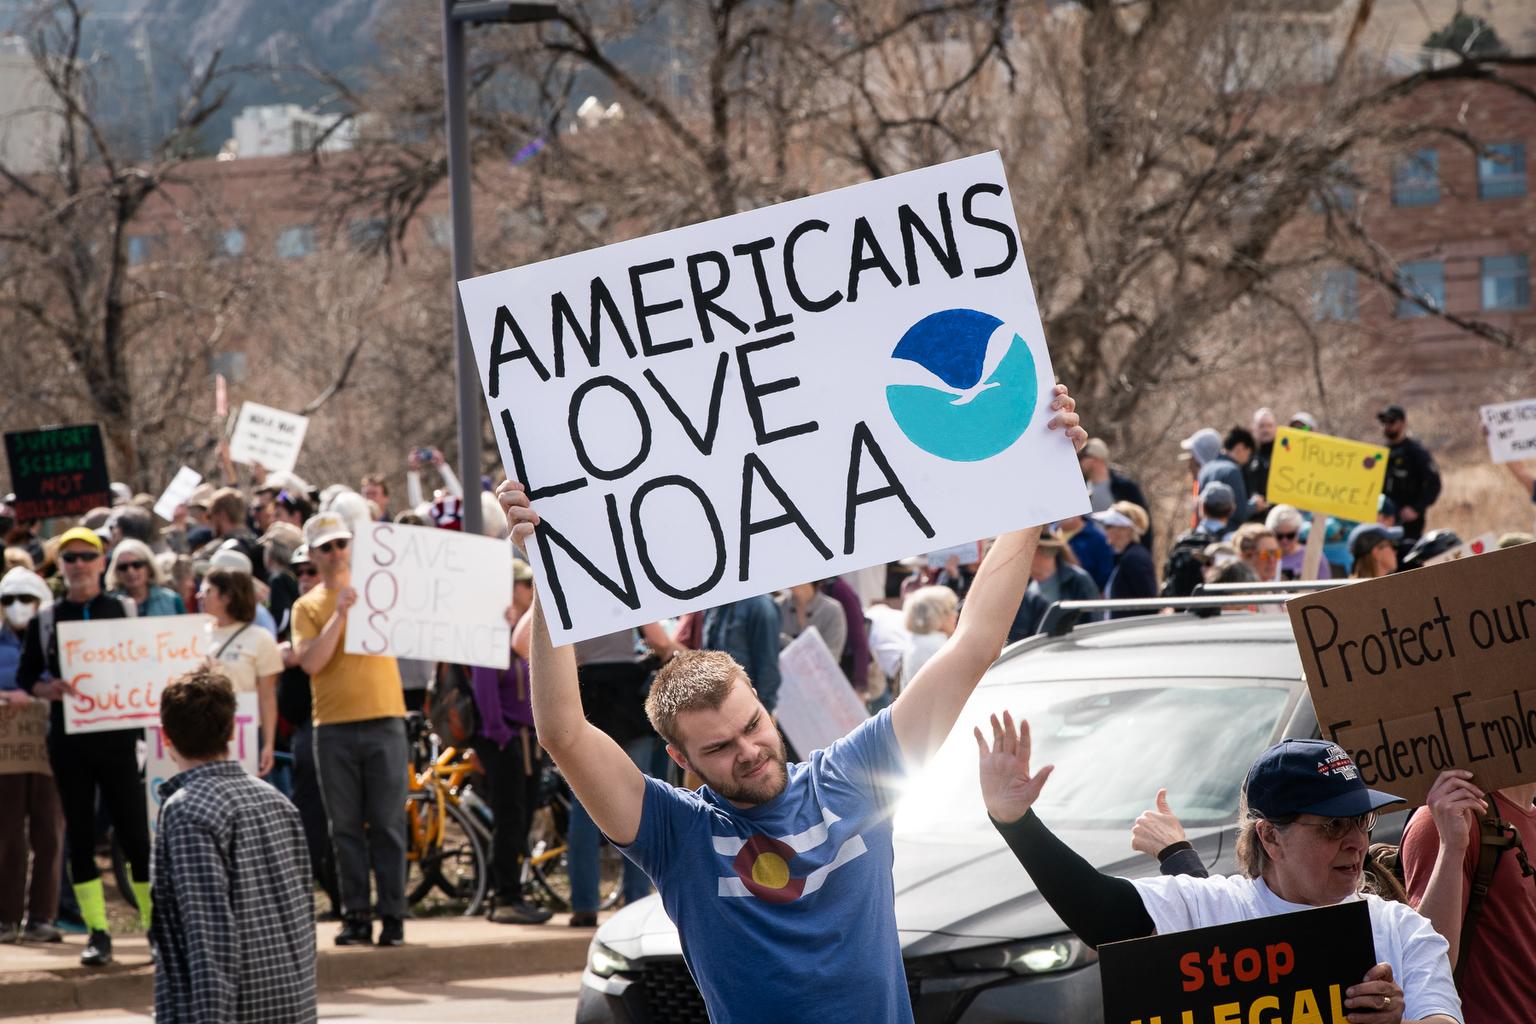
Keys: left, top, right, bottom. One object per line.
{"left": 460, "top": 152, "right": 1089, "bottom": 645}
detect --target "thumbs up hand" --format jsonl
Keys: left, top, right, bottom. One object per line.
{"left": 1131, "top": 787, "right": 1188, "bottom": 858}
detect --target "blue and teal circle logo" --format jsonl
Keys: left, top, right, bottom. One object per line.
{"left": 884, "top": 309, "right": 1038, "bottom": 462}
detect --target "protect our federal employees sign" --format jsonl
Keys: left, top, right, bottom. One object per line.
{"left": 459, "top": 151, "right": 1089, "bottom": 645}
{"left": 1098, "top": 901, "right": 1374, "bottom": 1024}
{"left": 58, "top": 614, "right": 211, "bottom": 734}
{"left": 345, "top": 521, "right": 514, "bottom": 669}
{"left": 1287, "top": 542, "right": 1536, "bottom": 807}
{"left": 1265, "top": 427, "right": 1388, "bottom": 523}
{"left": 1480, "top": 398, "right": 1536, "bottom": 463}
{"left": 228, "top": 401, "right": 309, "bottom": 474}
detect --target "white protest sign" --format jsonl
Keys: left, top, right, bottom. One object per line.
{"left": 926, "top": 540, "right": 984, "bottom": 569}
{"left": 144, "top": 691, "right": 260, "bottom": 841}
{"left": 776, "top": 626, "right": 869, "bottom": 756}
{"left": 1424, "top": 531, "right": 1500, "bottom": 567}
{"left": 228, "top": 401, "right": 309, "bottom": 474}
{"left": 345, "top": 521, "right": 513, "bottom": 668}
{"left": 153, "top": 465, "right": 202, "bottom": 521}
{"left": 1480, "top": 399, "right": 1536, "bottom": 463}
{"left": 59, "top": 614, "right": 211, "bottom": 734}
{"left": 460, "top": 151, "right": 1089, "bottom": 646}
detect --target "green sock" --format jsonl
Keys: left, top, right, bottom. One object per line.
{"left": 130, "top": 881, "right": 152, "bottom": 929}
{"left": 73, "top": 879, "right": 109, "bottom": 933}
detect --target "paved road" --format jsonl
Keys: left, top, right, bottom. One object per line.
{"left": 14, "top": 971, "right": 583, "bottom": 1023}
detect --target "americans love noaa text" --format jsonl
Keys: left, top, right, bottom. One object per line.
{"left": 460, "top": 152, "right": 1090, "bottom": 646}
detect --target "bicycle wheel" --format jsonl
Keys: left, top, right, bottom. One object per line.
{"left": 405, "top": 792, "right": 489, "bottom": 916}
{"left": 524, "top": 808, "right": 626, "bottom": 912}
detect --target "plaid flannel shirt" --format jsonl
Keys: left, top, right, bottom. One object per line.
{"left": 151, "top": 761, "right": 317, "bottom": 1024}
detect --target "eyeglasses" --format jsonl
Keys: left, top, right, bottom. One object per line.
{"left": 295, "top": 566, "right": 318, "bottom": 578}
{"left": 61, "top": 551, "right": 101, "bottom": 564}
{"left": 0, "top": 595, "right": 39, "bottom": 606}
{"left": 316, "top": 539, "right": 349, "bottom": 554}
{"left": 116, "top": 560, "right": 147, "bottom": 572}
{"left": 1287, "top": 813, "right": 1377, "bottom": 841}
{"left": 1274, "top": 531, "right": 1298, "bottom": 541}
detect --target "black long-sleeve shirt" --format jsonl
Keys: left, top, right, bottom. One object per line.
{"left": 17, "top": 592, "right": 133, "bottom": 734}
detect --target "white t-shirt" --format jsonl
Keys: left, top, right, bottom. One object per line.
{"left": 205, "top": 621, "right": 284, "bottom": 693}
{"left": 1132, "top": 874, "right": 1462, "bottom": 1024}
{"left": 901, "top": 631, "right": 947, "bottom": 688}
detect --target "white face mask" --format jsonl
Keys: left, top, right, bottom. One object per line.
{"left": 4, "top": 602, "right": 37, "bottom": 629}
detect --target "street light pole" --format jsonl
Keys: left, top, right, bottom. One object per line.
{"left": 440, "top": 0, "right": 558, "bottom": 536}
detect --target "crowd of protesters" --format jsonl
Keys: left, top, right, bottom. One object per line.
{"left": 0, "top": 397, "right": 1533, "bottom": 1024}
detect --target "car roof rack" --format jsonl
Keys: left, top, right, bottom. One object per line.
{"left": 1194, "top": 580, "right": 1353, "bottom": 595}
{"left": 1044, "top": 594, "right": 1296, "bottom": 637}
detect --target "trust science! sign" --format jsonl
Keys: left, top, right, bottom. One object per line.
{"left": 460, "top": 152, "right": 1089, "bottom": 645}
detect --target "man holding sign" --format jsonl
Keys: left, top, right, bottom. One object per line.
{"left": 500, "top": 384, "right": 1083, "bottom": 1024}
{"left": 16, "top": 527, "right": 148, "bottom": 967}
{"left": 977, "top": 717, "right": 1461, "bottom": 1023}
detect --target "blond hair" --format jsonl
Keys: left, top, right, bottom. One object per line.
{"left": 645, "top": 649, "right": 746, "bottom": 747}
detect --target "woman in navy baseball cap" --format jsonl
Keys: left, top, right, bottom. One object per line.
{"left": 977, "top": 715, "right": 1462, "bottom": 1023}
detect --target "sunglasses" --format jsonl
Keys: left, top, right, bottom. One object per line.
{"left": 1288, "top": 812, "right": 1377, "bottom": 841}
{"left": 116, "top": 560, "right": 148, "bottom": 572}
{"left": 316, "top": 539, "right": 349, "bottom": 554}
{"left": 0, "top": 595, "right": 39, "bottom": 606}
{"left": 1274, "top": 531, "right": 1298, "bottom": 541}
{"left": 295, "top": 566, "right": 318, "bottom": 578}
{"left": 61, "top": 551, "right": 101, "bottom": 564}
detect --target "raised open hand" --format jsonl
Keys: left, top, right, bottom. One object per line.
{"left": 974, "top": 711, "right": 1054, "bottom": 825}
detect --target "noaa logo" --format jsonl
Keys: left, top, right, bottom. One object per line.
{"left": 885, "top": 308, "right": 1038, "bottom": 462}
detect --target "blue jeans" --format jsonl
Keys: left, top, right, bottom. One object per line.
{"left": 568, "top": 735, "right": 655, "bottom": 913}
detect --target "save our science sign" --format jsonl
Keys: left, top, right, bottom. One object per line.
{"left": 460, "top": 152, "right": 1089, "bottom": 645}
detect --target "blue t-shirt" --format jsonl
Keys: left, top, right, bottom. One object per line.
{"left": 620, "top": 708, "right": 910, "bottom": 1024}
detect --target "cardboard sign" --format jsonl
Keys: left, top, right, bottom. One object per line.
{"left": 1099, "top": 901, "right": 1375, "bottom": 1024}
{"left": 1424, "top": 532, "right": 1499, "bottom": 567}
{"left": 0, "top": 700, "right": 52, "bottom": 776}
{"left": 1266, "top": 427, "right": 1388, "bottom": 523}
{"left": 460, "top": 151, "right": 1089, "bottom": 645}
{"left": 145, "top": 691, "right": 260, "bottom": 841}
{"left": 345, "top": 521, "right": 513, "bottom": 668}
{"left": 3, "top": 424, "right": 111, "bottom": 520}
{"left": 1287, "top": 543, "right": 1536, "bottom": 806}
{"left": 59, "top": 614, "right": 212, "bottom": 734}
{"left": 228, "top": 401, "right": 309, "bottom": 474}
{"left": 926, "top": 540, "right": 984, "bottom": 569}
{"left": 1481, "top": 399, "right": 1536, "bottom": 464}
{"left": 152, "top": 466, "right": 203, "bottom": 521}
{"left": 776, "top": 627, "right": 869, "bottom": 755}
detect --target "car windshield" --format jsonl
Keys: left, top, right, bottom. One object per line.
{"left": 893, "top": 679, "right": 1294, "bottom": 835}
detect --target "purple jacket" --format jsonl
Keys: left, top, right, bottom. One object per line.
{"left": 823, "top": 577, "right": 871, "bottom": 691}
{"left": 471, "top": 654, "right": 535, "bottom": 747}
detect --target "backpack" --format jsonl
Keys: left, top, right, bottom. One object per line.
{"left": 427, "top": 662, "right": 481, "bottom": 747}
{"left": 1365, "top": 797, "right": 1532, "bottom": 981}
{"left": 1160, "top": 530, "right": 1216, "bottom": 598}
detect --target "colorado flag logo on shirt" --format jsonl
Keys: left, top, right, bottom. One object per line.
{"left": 713, "top": 809, "right": 868, "bottom": 904}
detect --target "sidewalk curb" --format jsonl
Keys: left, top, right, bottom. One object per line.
{"left": 0, "top": 928, "right": 593, "bottom": 1018}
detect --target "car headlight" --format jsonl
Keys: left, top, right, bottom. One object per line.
{"left": 587, "top": 940, "right": 636, "bottom": 978}
{"left": 949, "top": 935, "right": 1096, "bottom": 975}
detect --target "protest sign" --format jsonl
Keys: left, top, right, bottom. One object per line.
{"left": 926, "top": 540, "right": 984, "bottom": 569}
{"left": 1287, "top": 542, "right": 1536, "bottom": 806}
{"left": 345, "top": 521, "right": 513, "bottom": 669}
{"left": 1099, "top": 901, "right": 1374, "bottom": 1024}
{"left": 460, "top": 151, "right": 1089, "bottom": 645}
{"left": 0, "top": 700, "right": 51, "bottom": 776}
{"left": 776, "top": 627, "right": 869, "bottom": 755}
{"left": 59, "top": 614, "right": 211, "bottom": 734}
{"left": 1424, "top": 531, "right": 1499, "bottom": 567}
{"left": 3, "top": 424, "right": 111, "bottom": 520}
{"left": 1266, "top": 427, "right": 1388, "bottom": 524}
{"left": 228, "top": 401, "right": 309, "bottom": 474}
{"left": 153, "top": 465, "right": 203, "bottom": 521}
{"left": 145, "top": 691, "right": 259, "bottom": 840}
{"left": 1481, "top": 398, "right": 1536, "bottom": 464}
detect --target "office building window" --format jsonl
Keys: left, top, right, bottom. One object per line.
{"left": 1392, "top": 149, "right": 1439, "bottom": 207}
{"left": 221, "top": 227, "right": 246, "bottom": 257}
{"left": 1314, "top": 268, "right": 1358, "bottom": 322}
{"left": 1477, "top": 143, "right": 1526, "bottom": 200}
{"left": 348, "top": 217, "right": 388, "bottom": 251}
{"left": 1395, "top": 260, "right": 1444, "bottom": 318}
{"left": 127, "top": 234, "right": 162, "bottom": 266}
{"left": 1481, "top": 254, "right": 1530, "bottom": 311}
{"left": 275, "top": 225, "right": 316, "bottom": 260}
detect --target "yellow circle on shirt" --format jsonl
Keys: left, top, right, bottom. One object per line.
{"left": 751, "top": 852, "right": 790, "bottom": 889}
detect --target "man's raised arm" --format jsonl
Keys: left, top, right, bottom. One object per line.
{"left": 499, "top": 481, "right": 646, "bottom": 846}
{"left": 889, "top": 384, "right": 1084, "bottom": 765}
